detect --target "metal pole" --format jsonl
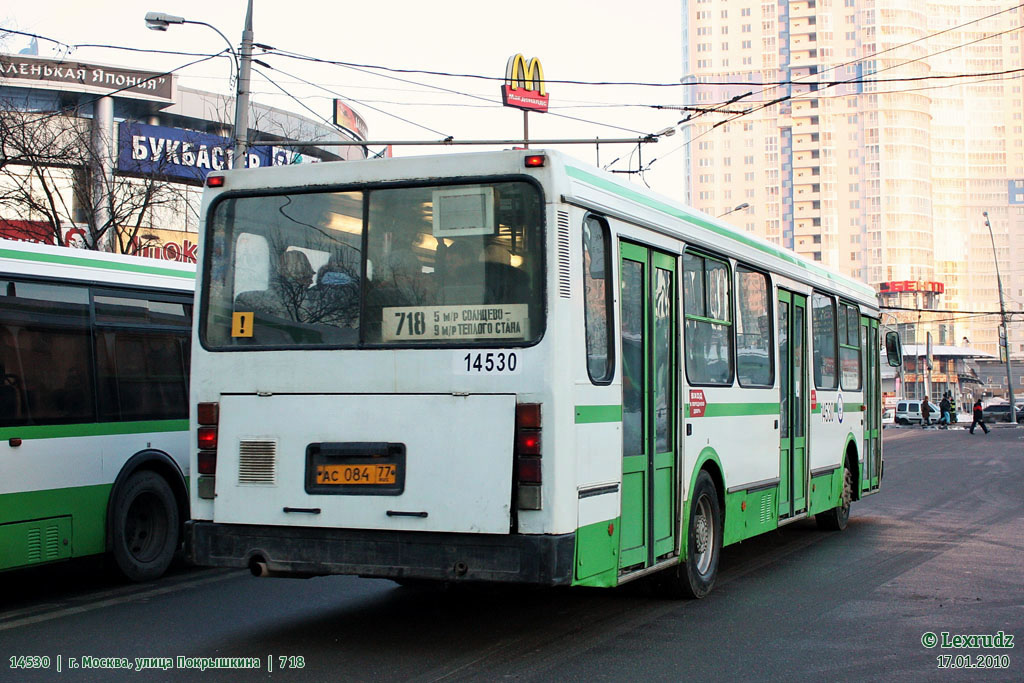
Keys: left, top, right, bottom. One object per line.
{"left": 983, "top": 211, "right": 1016, "bottom": 422}
{"left": 522, "top": 111, "right": 529, "bottom": 150}
{"left": 232, "top": 0, "right": 254, "bottom": 167}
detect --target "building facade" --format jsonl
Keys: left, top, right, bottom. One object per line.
{"left": 681, "top": 0, "right": 1024, "bottom": 363}
{"left": 0, "top": 53, "right": 367, "bottom": 262}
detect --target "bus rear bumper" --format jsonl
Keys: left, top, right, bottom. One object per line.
{"left": 186, "top": 521, "right": 575, "bottom": 585}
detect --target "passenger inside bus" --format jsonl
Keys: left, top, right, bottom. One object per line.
{"left": 236, "top": 249, "right": 316, "bottom": 322}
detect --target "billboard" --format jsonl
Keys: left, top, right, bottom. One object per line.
{"left": 0, "top": 55, "right": 174, "bottom": 102}
{"left": 118, "top": 122, "right": 319, "bottom": 182}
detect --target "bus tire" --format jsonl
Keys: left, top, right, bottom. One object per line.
{"left": 815, "top": 461, "right": 852, "bottom": 531}
{"left": 659, "top": 470, "right": 722, "bottom": 599}
{"left": 110, "top": 470, "right": 179, "bottom": 581}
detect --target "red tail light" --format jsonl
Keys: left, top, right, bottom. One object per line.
{"left": 198, "top": 402, "right": 219, "bottom": 425}
{"left": 197, "top": 450, "right": 217, "bottom": 475}
{"left": 197, "top": 426, "right": 218, "bottom": 450}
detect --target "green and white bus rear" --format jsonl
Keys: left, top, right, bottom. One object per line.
{"left": 187, "top": 149, "right": 900, "bottom": 596}
{"left": 0, "top": 240, "right": 193, "bottom": 580}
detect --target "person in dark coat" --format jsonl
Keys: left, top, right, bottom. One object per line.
{"left": 939, "top": 396, "right": 951, "bottom": 429}
{"left": 920, "top": 398, "right": 931, "bottom": 427}
{"left": 969, "top": 399, "right": 990, "bottom": 434}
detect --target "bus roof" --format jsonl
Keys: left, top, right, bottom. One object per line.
{"left": 0, "top": 238, "right": 195, "bottom": 292}
{"left": 203, "top": 148, "right": 878, "bottom": 309}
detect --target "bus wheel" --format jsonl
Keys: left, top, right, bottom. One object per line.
{"left": 111, "top": 471, "right": 179, "bottom": 581}
{"left": 658, "top": 470, "right": 722, "bottom": 599}
{"left": 815, "top": 461, "right": 852, "bottom": 531}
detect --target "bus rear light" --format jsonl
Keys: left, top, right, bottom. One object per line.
{"left": 206, "top": 175, "right": 225, "bottom": 187}
{"left": 524, "top": 154, "right": 546, "bottom": 168}
{"left": 198, "top": 426, "right": 218, "bottom": 451}
{"left": 517, "top": 456, "right": 542, "bottom": 483}
{"left": 515, "top": 403, "right": 542, "bottom": 510}
{"left": 197, "top": 450, "right": 217, "bottom": 475}
{"left": 516, "top": 431, "right": 541, "bottom": 455}
{"left": 516, "top": 403, "right": 541, "bottom": 429}
{"left": 198, "top": 402, "right": 219, "bottom": 425}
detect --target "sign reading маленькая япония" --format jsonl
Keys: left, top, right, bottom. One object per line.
{"left": 117, "top": 122, "right": 319, "bottom": 182}
{"left": 0, "top": 55, "right": 174, "bottom": 102}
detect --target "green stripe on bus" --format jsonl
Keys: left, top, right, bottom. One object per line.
{"left": 564, "top": 165, "right": 875, "bottom": 299}
{"left": 575, "top": 405, "right": 622, "bottom": 423}
{"left": 0, "top": 248, "right": 195, "bottom": 280}
{"left": 685, "top": 402, "right": 780, "bottom": 417}
{"left": 0, "top": 419, "right": 189, "bottom": 441}
{"left": 0, "top": 483, "right": 112, "bottom": 568}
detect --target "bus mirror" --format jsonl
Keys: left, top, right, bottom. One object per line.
{"left": 885, "top": 331, "right": 902, "bottom": 367}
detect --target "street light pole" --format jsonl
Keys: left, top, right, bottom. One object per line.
{"left": 145, "top": 0, "right": 254, "bottom": 166}
{"left": 718, "top": 202, "right": 750, "bottom": 218}
{"left": 983, "top": 211, "right": 1016, "bottom": 422}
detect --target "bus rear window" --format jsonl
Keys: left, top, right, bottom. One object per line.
{"left": 201, "top": 180, "right": 544, "bottom": 349}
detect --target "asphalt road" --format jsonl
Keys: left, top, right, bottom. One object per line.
{"left": 1, "top": 427, "right": 1021, "bottom": 682}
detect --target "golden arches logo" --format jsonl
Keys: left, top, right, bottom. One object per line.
{"left": 502, "top": 53, "right": 549, "bottom": 113}
{"left": 505, "top": 54, "right": 546, "bottom": 96}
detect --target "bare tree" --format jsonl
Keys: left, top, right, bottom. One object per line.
{"left": 0, "top": 103, "right": 191, "bottom": 250}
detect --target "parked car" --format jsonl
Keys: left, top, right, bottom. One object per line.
{"left": 980, "top": 403, "right": 1024, "bottom": 424}
{"left": 894, "top": 400, "right": 923, "bottom": 425}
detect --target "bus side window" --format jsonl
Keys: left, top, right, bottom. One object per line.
{"left": 583, "top": 216, "right": 613, "bottom": 383}
{"left": 811, "top": 292, "right": 838, "bottom": 389}
{"left": 684, "top": 252, "right": 734, "bottom": 386}
{"left": 5, "top": 282, "right": 95, "bottom": 426}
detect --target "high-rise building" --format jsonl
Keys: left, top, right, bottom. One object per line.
{"left": 681, "top": 0, "right": 1024, "bottom": 365}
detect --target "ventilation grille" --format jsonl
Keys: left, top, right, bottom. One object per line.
{"left": 26, "top": 526, "right": 61, "bottom": 562}
{"left": 760, "top": 493, "right": 774, "bottom": 525}
{"left": 238, "top": 440, "right": 277, "bottom": 485}
{"left": 556, "top": 211, "right": 571, "bottom": 298}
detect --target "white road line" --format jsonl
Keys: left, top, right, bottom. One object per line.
{"left": 0, "top": 570, "right": 239, "bottom": 632}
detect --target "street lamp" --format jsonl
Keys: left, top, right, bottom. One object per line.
{"left": 983, "top": 210, "right": 1017, "bottom": 423}
{"left": 718, "top": 202, "right": 750, "bottom": 218}
{"left": 145, "top": 1, "right": 254, "bottom": 165}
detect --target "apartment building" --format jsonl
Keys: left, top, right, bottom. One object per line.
{"left": 681, "top": 0, "right": 1024, "bottom": 359}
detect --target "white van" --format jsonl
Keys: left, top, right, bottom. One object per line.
{"left": 895, "top": 400, "right": 927, "bottom": 425}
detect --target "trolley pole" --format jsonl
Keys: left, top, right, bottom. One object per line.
{"left": 983, "top": 211, "right": 1016, "bottom": 423}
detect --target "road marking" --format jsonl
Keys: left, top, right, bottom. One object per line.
{"left": 0, "top": 569, "right": 238, "bottom": 632}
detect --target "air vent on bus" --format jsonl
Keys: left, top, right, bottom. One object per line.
{"left": 27, "top": 525, "right": 61, "bottom": 562}
{"left": 238, "top": 440, "right": 278, "bottom": 485}
{"left": 760, "top": 493, "right": 773, "bottom": 525}
{"left": 557, "top": 211, "right": 571, "bottom": 299}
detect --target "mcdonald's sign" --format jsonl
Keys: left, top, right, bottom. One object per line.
{"left": 502, "top": 54, "right": 549, "bottom": 113}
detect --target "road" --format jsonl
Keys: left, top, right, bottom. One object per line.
{"left": 1, "top": 427, "right": 1021, "bottom": 682}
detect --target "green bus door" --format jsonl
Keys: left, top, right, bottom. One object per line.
{"left": 862, "top": 316, "right": 881, "bottom": 491}
{"left": 778, "top": 290, "right": 808, "bottom": 519}
{"left": 619, "top": 243, "right": 678, "bottom": 570}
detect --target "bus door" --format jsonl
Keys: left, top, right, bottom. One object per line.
{"left": 778, "top": 290, "right": 808, "bottom": 519}
{"left": 618, "top": 242, "right": 678, "bottom": 570}
{"left": 861, "top": 316, "right": 881, "bottom": 491}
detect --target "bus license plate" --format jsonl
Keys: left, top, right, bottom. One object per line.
{"left": 316, "top": 463, "right": 397, "bottom": 486}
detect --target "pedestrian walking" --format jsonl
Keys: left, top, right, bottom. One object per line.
{"left": 939, "top": 396, "right": 951, "bottom": 429}
{"left": 969, "top": 399, "right": 990, "bottom": 434}
{"left": 920, "top": 398, "right": 932, "bottom": 427}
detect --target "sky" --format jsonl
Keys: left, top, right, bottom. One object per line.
{"left": 1, "top": 0, "right": 690, "bottom": 197}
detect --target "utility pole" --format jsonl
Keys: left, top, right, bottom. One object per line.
{"left": 232, "top": 0, "right": 254, "bottom": 166}
{"left": 983, "top": 211, "right": 1016, "bottom": 422}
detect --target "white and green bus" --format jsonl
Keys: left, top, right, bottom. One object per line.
{"left": 187, "top": 149, "right": 901, "bottom": 597}
{"left": 0, "top": 240, "right": 194, "bottom": 580}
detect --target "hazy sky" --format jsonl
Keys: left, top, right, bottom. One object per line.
{"left": 2, "top": 1, "right": 690, "bottom": 197}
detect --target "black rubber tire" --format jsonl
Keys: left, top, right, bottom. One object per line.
{"left": 815, "top": 460, "right": 852, "bottom": 531}
{"left": 658, "top": 470, "right": 722, "bottom": 599}
{"left": 110, "top": 470, "right": 179, "bottom": 581}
